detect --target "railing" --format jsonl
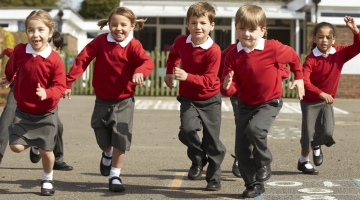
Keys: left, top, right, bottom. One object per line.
{"left": 62, "top": 49, "right": 307, "bottom": 98}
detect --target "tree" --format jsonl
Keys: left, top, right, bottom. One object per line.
{"left": 0, "top": 0, "right": 59, "bottom": 7}
{"left": 78, "top": 0, "right": 119, "bottom": 19}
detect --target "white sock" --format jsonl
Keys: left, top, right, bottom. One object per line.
{"left": 109, "top": 167, "right": 121, "bottom": 184}
{"left": 299, "top": 154, "right": 310, "bottom": 163}
{"left": 41, "top": 170, "right": 53, "bottom": 189}
{"left": 313, "top": 146, "right": 320, "bottom": 156}
{"left": 102, "top": 147, "right": 113, "bottom": 166}
{"left": 32, "top": 147, "right": 40, "bottom": 155}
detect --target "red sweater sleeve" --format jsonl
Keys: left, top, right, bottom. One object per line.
{"left": 273, "top": 40, "right": 303, "bottom": 80}
{"left": 166, "top": 36, "right": 182, "bottom": 74}
{"left": 131, "top": 40, "right": 154, "bottom": 77}
{"left": 66, "top": 36, "right": 99, "bottom": 88}
{"left": 220, "top": 48, "right": 238, "bottom": 97}
{"left": 303, "top": 55, "right": 323, "bottom": 96}
{"left": 4, "top": 48, "right": 13, "bottom": 57}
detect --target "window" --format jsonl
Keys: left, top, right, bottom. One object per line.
{"left": 133, "top": 26, "right": 156, "bottom": 51}
{"left": 159, "top": 17, "right": 183, "bottom": 25}
{"left": 0, "top": 24, "right": 9, "bottom": 28}
{"left": 18, "top": 21, "right": 25, "bottom": 31}
{"left": 86, "top": 32, "right": 98, "bottom": 38}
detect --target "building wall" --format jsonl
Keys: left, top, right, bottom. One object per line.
{"left": 306, "top": 23, "right": 360, "bottom": 98}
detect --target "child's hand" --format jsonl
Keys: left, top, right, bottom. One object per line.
{"left": 344, "top": 16, "right": 359, "bottom": 34}
{"left": 36, "top": 83, "right": 47, "bottom": 101}
{"left": 165, "top": 74, "right": 174, "bottom": 88}
{"left": 223, "top": 71, "right": 234, "bottom": 90}
{"left": 0, "top": 77, "right": 11, "bottom": 88}
{"left": 132, "top": 73, "right": 144, "bottom": 86}
{"left": 174, "top": 67, "right": 188, "bottom": 81}
{"left": 319, "top": 92, "right": 334, "bottom": 104}
{"left": 63, "top": 89, "right": 71, "bottom": 100}
{"left": 290, "top": 79, "right": 305, "bottom": 100}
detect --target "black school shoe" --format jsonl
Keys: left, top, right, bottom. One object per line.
{"left": 312, "top": 146, "right": 323, "bottom": 166}
{"left": 109, "top": 177, "right": 126, "bottom": 192}
{"left": 297, "top": 160, "right": 319, "bottom": 175}
{"left": 30, "top": 148, "right": 41, "bottom": 163}
{"left": 188, "top": 156, "right": 207, "bottom": 180}
{"left": 100, "top": 152, "right": 112, "bottom": 176}
{"left": 53, "top": 162, "right": 73, "bottom": 171}
{"left": 206, "top": 181, "right": 221, "bottom": 191}
{"left": 242, "top": 182, "right": 265, "bottom": 198}
{"left": 41, "top": 180, "right": 55, "bottom": 196}
{"left": 231, "top": 154, "right": 241, "bottom": 178}
{"left": 256, "top": 165, "right": 271, "bottom": 182}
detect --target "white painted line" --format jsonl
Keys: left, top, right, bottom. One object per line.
{"left": 154, "top": 100, "right": 162, "bottom": 109}
{"left": 333, "top": 107, "right": 349, "bottom": 114}
{"left": 283, "top": 102, "right": 302, "bottom": 113}
{"left": 222, "top": 101, "right": 230, "bottom": 111}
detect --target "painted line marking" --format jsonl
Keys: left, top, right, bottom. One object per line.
{"left": 170, "top": 172, "right": 185, "bottom": 190}
{"left": 134, "top": 100, "right": 349, "bottom": 114}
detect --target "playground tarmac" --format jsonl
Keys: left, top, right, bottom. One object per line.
{"left": 0, "top": 95, "right": 360, "bottom": 200}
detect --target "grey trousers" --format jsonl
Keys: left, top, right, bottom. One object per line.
{"left": 0, "top": 84, "right": 64, "bottom": 164}
{"left": 177, "top": 93, "right": 226, "bottom": 183}
{"left": 236, "top": 98, "right": 282, "bottom": 186}
{"left": 300, "top": 100, "right": 335, "bottom": 150}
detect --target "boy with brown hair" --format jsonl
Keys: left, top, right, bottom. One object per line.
{"left": 221, "top": 3, "right": 304, "bottom": 198}
{"left": 165, "top": 1, "right": 226, "bottom": 191}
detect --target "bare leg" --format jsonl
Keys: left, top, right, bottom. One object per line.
{"left": 39, "top": 149, "right": 54, "bottom": 173}
{"left": 9, "top": 144, "right": 30, "bottom": 153}
{"left": 112, "top": 147, "right": 125, "bottom": 168}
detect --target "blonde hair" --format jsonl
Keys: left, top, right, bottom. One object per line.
{"left": 25, "top": 10, "right": 55, "bottom": 34}
{"left": 187, "top": 1, "right": 217, "bottom": 23}
{"left": 235, "top": 3, "right": 266, "bottom": 29}
{"left": 97, "top": 7, "right": 146, "bottom": 31}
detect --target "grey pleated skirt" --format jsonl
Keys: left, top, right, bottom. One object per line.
{"left": 9, "top": 107, "right": 60, "bottom": 151}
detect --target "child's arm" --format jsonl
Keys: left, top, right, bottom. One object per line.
{"left": 165, "top": 37, "right": 182, "bottom": 88}
{"left": 303, "top": 57, "right": 333, "bottom": 103}
{"left": 132, "top": 41, "right": 155, "bottom": 86}
{"left": 41, "top": 58, "right": 66, "bottom": 101}
{"left": 339, "top": 16, "right": 360, "bottom": 62}
{"left": 220, "top": 53, "right": 237, "bottom": 97}
{"left": 274, "top": 41, "right": 305, "bottom": 99}
{"left": 66, "top": 37, "right": 99, "bottom": 90}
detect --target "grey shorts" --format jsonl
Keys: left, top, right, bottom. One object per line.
{"left": 91, "top": 96, "right": 134, "bottom": 151}
{"left": 9, "top": 107, "right": 60, "bottom": 151}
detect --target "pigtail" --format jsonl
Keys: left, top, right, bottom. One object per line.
{"left": 97, "top": 19, "right": 109, "bottom": 30}
{"left": 48, "top": 31, "right": 63, "bottom": 51}
{"left": 311, "top": 43, "right": 317, "bottom": 50}
{"left": 134, "top": 18, "right": 147, "bottom": 31}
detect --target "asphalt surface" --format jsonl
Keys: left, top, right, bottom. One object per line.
{"left": 0, "top": 96, "right": 360, "bottom": 200}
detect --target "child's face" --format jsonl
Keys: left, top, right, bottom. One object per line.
{"left": 187, "top": 14, "right": 214, "bottom": 45}
{"left": 109, "top": 14, "right": 135, "bottom": 42}
{"left": 26, "top": 19, "right": 52, "bottom": 52}
{"left": 313, "top": 26, "right": 335, "bottom": 54}
{"left": 236, "top": 23, "right": 265, "bottom": 50}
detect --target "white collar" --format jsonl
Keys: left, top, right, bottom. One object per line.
{"left": 312, "top": 46, "right": 336, "bottom": 58}
{"left": 107, "top": 33, "right": 133, "bottom": 47}
{"left": 237, "top": 37, "right": 265, "bottom": 53}
{"left": 26, "top": 43, "right": 52, "bottom": 58}
{"left": 186, "top": 35, "right": 213, "bottom": 50}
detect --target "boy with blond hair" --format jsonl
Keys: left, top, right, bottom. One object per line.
{"left": 165, "top": 1, "right": 226, "bottom": 191}
{"left": 221, "top": 3, "right": 304, "bottom": 198}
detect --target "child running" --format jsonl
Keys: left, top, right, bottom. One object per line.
{"left": 219, "top": 39, "right": 290, "bottom": 179}
{"left": 298, "top": 16, "right": 360, "bottom": 174}
{"left": 221, "top": 3, "right": 304, "bottom": 198}
{"left": 63, "top": 7, "right": 154, "bottom": 192}
{"left": 4, "top": 10, "right": 66, "bottom": 196}
{"left": 0, "top": 33, "right": 73, "bottom": 171}
{"left": 165, "top": 1, "right": 226, "bottom": 191}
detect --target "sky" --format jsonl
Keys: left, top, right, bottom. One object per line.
{"left": 70, "top": 0, "right": 83, "bottom": 11}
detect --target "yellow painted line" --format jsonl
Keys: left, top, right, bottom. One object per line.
{"left": 170, "top": 172, "right": 185, "bottom": 190}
